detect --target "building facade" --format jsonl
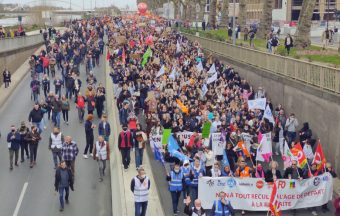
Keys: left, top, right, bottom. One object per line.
{"left": 205, "top": 0, "right": 340, "bottom": 23}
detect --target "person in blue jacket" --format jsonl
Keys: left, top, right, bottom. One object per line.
{"left": 190, "top": 157, "right": 205, "bottom": 201}
{"left": 210, "top": 191, "right": 235, "bottom": 216}
{"left": 7, "top": 125, "right": 22, "bottom": 170}
{"left": 98, "top": 115, "right": 111, "bottom": 142}
{"left": 167, "top": 163, "right": 185, "bottom": 216}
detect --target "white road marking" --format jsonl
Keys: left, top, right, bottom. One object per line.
{"left": 13, "top": 182, "right": 28, "bottom": 216}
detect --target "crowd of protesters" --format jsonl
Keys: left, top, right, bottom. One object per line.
{"left": 104, "top": 15, "right": 339, "bottom": 216}
{"left": 6, "top": 18, "right": 113, "bottom": 212}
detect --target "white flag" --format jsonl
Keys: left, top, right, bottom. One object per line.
{"left": 169, "top": 67, "right": 176, "bottom": 80}
{"left": 256, "top": 132, "right": 272, "bottom": 162}
{"left": 176, "top": 40, "right": 181, "bottom": 53}
{"left": 207, "top": 72, "right": 218, "bottom": 84}
{"left": 196, "top": 61, "right": 203, "bottom": 72}
{"left": 263, "top": 105, "right": 275, "bottom": 124}
{"left": 156, "top": 65, "right": 165, "bottom": 78}
{"left": 282, "top": 140, "right": 293, "bottom": 169}
{"left": 208, "top": 64, "right": 216, "bottom": 74}
{"left": 202, "top": 84, "right": 208, "bottom": 96}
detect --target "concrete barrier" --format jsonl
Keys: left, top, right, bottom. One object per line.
{"left": 0, "top": 34, "right": 44, "bottom": 53}
{"left": 105, "top": 46, "right": 165, "bottom": 216}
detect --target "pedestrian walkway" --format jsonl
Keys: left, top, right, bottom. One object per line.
{"left": 0, "top": 45, "right": 44, "bottom": 109}
{"left": 105, "top": 50, "right": 165, "bottom": 216}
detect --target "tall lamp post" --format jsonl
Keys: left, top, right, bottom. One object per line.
{"left": 326, "top": 0, "right": 330, "bottom": 30}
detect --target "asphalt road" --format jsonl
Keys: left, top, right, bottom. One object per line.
{"left": 0, "top": 53, "right": 112, "bottom": 216}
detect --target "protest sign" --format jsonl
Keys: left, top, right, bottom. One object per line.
{"left": 150, "top": 135, "right": 162, "bottom": 151}
{"left": 211, "top": 133, "right": 225, "bottom": 156}
{"left": 247, "top": 98, "right": 267, "bottom": 110}
{"left": 198, "top": 173, "right": 333, "bottom": 210}
{"left": 162, "top": 129, "right": 172, "bottom": 145}
{"left": 202, "top": 122, "right": 211, "bottom": 138}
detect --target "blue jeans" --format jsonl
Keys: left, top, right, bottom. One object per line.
{"left": 190, "top": 186, "right": 198, "bottom": 201}
{"left": 32, "top": 121, "right": 43, "bottom": 134}
{"left": 52, "top": 151, "right": 62, "bottom": 168}
{"left": 287, "top": 131, "right": 296, "bottom": 146}
{"left": 66, "top": 88, "right": 73, "bottom": 99}
{"left": 59, "top": 186, "right": 69, "bottom": 209}
{"left": 170, "top": 191, "right": 181, "bottom": 213}
{"left": 52, "top": 112, "right": 61, "bottom": 128}
{"left": 135, "top": 201, "right": 148, "bottom": 216}
{"left": 135, "top": 148, "right": 144, "bottom": 168}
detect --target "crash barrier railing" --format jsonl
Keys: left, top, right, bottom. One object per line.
{"left": 182, "top": 32, "right": 340, "bottom": 94}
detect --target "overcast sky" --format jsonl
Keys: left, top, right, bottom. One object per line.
{"left": 1, "top": 0, "right": 137, "bottom": 10}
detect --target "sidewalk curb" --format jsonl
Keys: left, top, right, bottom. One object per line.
{"left": 105, "top": 47, "right": 127, "bottom": 216}
{"left": 0, "top": 45, "right": 45, "bottom": 110}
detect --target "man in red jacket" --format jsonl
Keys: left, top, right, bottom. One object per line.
{"left": 118, "top": 125, "right": 133, "bottom": 171}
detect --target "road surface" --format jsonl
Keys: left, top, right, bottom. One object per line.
{"left": 0, "top": 52, "right": 112, "bottom": 216}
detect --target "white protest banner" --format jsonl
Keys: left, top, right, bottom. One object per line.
{"left": 247, "top": 98, "right": 267, "bottom": 110}
{"left": 211, "top": 133, "right": 225, "bottom": 156}
{"left": 207, "top": 72, "right": 218, "bottom": 85}
{"left": 263, "top": 105, "right": 275, "bottom": 124}
{"left": 176, "top": 132, "right": 194, "bottom": 146}
{"left": 196, "top": 61, "right": 203, "bottom": 72}
{"left": 256, "top": 132, "right": 272, "bottom": 162}
{"left": 150, "top": 135, "right": 162, "bottom": 151}
{"left": 156, "top": 65, "right": 165, "bottom": 78}
{"left": 208, "top": 63, "right": 216, "bottom": 74}
{"left": 198, "top": 173, "right": 333, "bottom": 211}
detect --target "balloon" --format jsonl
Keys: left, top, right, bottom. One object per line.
{"left": 137, "top": 2, "right": 148, "bottom": 16}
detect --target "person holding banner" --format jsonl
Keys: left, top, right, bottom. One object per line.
{"left": 167, "top": 163, "right": 185, "bottom": 216}
{"left": 184, "top": 196, "right": 206, "bottom": 216}
{"left": 210, "top": 191, "right": 235, "bottom": 216}
{"left": 234, "top": 157, "right": 252, "bottom": 178}
{"left": 190, "top": 157, "right": 205, "bottom": 201}
{"left": 264, "top": 161, "right": 282, "bottom": 182}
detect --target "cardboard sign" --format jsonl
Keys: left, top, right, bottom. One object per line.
{"left": 162, "top": 129, "right": 172, "bottom": 145}
{"left": 202, "top": 122, "right": 211, "bottom": 138}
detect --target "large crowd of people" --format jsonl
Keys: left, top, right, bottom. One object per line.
{"left": 107, "top": 16, "right": 339, "bottom": 216}
{"left": 4, "top": 14, "right": 340, "bottom": 216}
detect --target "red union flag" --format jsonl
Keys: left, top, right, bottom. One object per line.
{"left": 312, "top": 141, "right": 326, "bottom": 172}
{"left": 291, "top": 142, "right": 308, "bottom": 168}
{"left": 269, "top": 181, "right": 281, "bottom": 216}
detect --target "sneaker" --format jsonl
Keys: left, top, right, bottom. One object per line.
{"left": 59, "top": 208, "right": 64, "bottom": 212}
{"left": 65, "top": 199, "right": 69, "bottom": 204}
{"left": 99, "top": 178, "right": 103, "bottom": 182}
{"left": 15, "top": 162, "right": 19, "bottom": 166}
{"left": 9, "top": 166, "right": 13, "bottom": 170}
{"left": 311, "top": 211, "right": 318, "bottom": 216}
{"left": 66, "top": 122, "right": 69, "bottom": 125}
{"left": 90, "top": 153, "right": 93, "bottom": 157}
{"left": 242, "top": 210, "right": 245, "bottom": 215}
{"left": 83, "top": 155, "right": 88, "bottom": 159}
{"left": 30, "top": 163, "right": 33, "bottom": 168}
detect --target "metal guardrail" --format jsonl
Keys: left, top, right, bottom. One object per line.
{"left": 0, "top": 33, "right": 44, "bottom": 53}
{"left": 182, "top": 32, "right": 340, "bottom": 94}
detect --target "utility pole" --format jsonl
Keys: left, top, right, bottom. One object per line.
{"left": 326, "top": 0, "right": 330, "bottom": 30}
{"left": 232, "top": 0, "right": 236, "bottom": 45}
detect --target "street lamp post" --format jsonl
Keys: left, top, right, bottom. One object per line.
{"left": 232, "top": 0, "right": 236, "bottom": 45}
{"left": 326, "top": 0, "right": 330, "bottom": 29}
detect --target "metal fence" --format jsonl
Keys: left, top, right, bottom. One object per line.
{"left": 182, "top": 32, "right": 340, "bottom": 94}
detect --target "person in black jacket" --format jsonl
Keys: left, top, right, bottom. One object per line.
{"left": 3, "top": 68, "right": 11, "bottom": 88}
{"left": 299, "top": 122, "right": 312, "bottom": 146}
{"left": 28, "top": 103, "right": 44, "bottom": 133}
{"left": 265, "top": 161, "right": 282, "bottom": 182}
{"left": 7, "top": 125, "right": 21, "bottom": 170}
{"left": 83, "top": 114, "right": 96, "bottom": 159}
{"left": 283, "top": 160, "right": 304, "bottom": 180}
{"left": 54, "top": 161, "right": 74, "bottom": 212}
{"left": 184, "top": 196, "right": 206, "bottom": 216}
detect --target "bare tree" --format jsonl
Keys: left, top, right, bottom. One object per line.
{"left": 294, "top": 0, "right": 317, "bottom": 48}
{"left": 209, "top": 0, "right": 217, "bottom": 28}
{"left": 220, "top": 0, "right": 229, "bottom": 27}
{"left": 258, "top": 0, "right": 273, "bottom": 39}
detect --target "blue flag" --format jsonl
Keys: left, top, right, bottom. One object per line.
{"left": 171, "top": 150, "right": 192, "bottom": 162}
{"left": 222, "top": 150, "right": 230, "bottom": 167}
{"left": 154, "top": 146, "right": 165, "bottom": 166}
{"left": 168, "top": 135, "right": 180, "bottom": 153}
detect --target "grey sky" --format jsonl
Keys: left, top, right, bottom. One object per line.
{"left": 1, "top": 0, "right": 137, "bottom": 10}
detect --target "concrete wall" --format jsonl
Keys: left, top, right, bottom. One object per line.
{"left": 213, "top": 53, "right": 340, "bottom": 175}
{"left": 0, "top": 35, "right": 44, "bottom": 85}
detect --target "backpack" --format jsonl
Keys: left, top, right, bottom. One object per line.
{"left": 77, "top": 96, "right": 85, "bottom": 108}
